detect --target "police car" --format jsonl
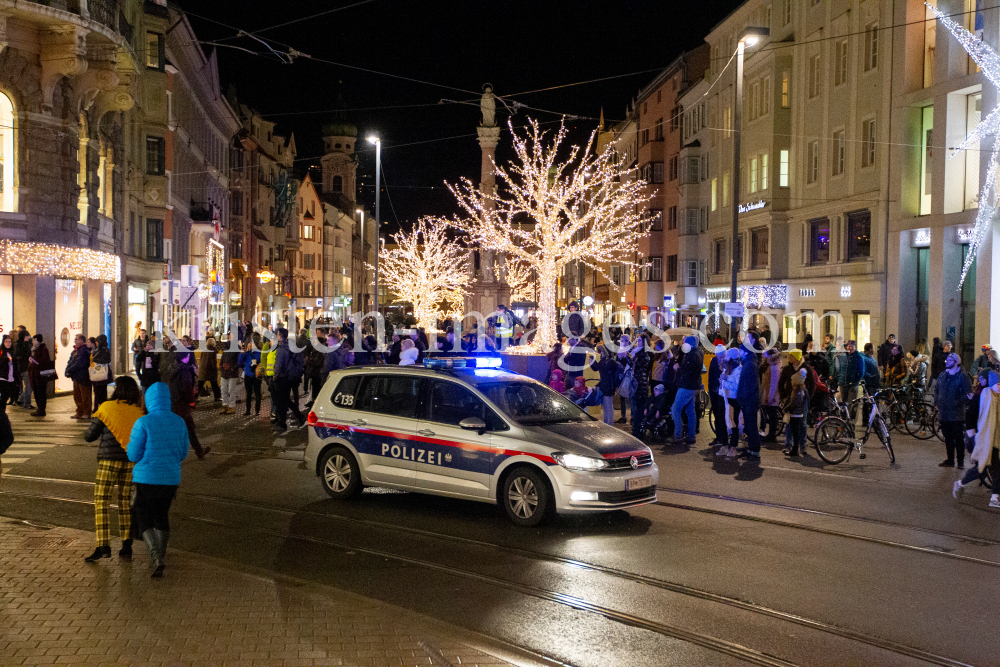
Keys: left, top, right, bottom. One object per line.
{"left": 303, "top": 357, "right": 658, "bottom": 526}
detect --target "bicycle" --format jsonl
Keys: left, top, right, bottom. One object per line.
{"left": 904, "top": 398, "right": 937, "bottom": 439}
{"left": 874, "top": 386, "right": 908, "bottom": 432}
{"left": 813, "top": 391, "right": 895, "bottom": 464}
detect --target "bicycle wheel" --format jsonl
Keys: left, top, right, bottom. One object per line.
{"left": 708, "top": 402, "right": 716, "bottom": 437}
{"left": 815, "top": 417, "right": 853, "bottom": 464}
{"left": 904, "top": 402, "right": 935, "bottom": 440}
{"left": 933, "top": 412, "right": 945, "bottom": 442}
{"left": 887, "top": 404, "right": 907, "bottom": 432}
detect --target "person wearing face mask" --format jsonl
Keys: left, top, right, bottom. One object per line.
{"left": 667, "top": 336, "right": 703, "bottom": 445}
{"left": 936, "top": 352, "right": 971, "bottom": 468}
{"left": 953, "top": 370, "right": 1000, "bottom": 509}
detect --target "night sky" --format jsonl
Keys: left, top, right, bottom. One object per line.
{"left": 178, "top": 0, "right": 744, "bottom": 235}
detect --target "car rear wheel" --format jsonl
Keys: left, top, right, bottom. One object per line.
{"left": 320, "top": 447, "right": 361, "bottom": 499}
{"left": 501, "top": 466, "right": 550, "bottom": 527}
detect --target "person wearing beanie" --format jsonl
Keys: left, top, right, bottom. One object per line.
{"left": 667, "top": 336, "right": 704, "bottom": 445}
{"left": 707, "top": 345, "right": 727, "bottom": 446}
{"left": 784, "top": 369, "right": 810, "bottom": 456}
{"left": 936, "top": 352, "right": 971, "bottom": 468}
{"left": 954, "top": 370, "right": 1000, "bottom": 509}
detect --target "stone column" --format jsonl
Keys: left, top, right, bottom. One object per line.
{"left": 477, "top": 125, "right": 500, "bottom": 284}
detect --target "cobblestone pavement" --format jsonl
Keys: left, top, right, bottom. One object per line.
{"left": 0, "top": 516, "right": 539, "bottom": 667}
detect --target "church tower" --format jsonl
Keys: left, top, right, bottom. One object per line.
{"left": 320, "top": 119, "right": 358, "bottom": 201}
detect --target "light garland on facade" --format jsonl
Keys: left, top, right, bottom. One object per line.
{"left": 372, "top": 217, "right": 470, "bottom": 330}
{"left": 0, "top": 241, "right": 120, "bottom": 282}
{"left": 930, "top": 3, "right": 1000, "bottom": 288}
{"left": 443, "top": 119, "right": 651, "bottom": 352}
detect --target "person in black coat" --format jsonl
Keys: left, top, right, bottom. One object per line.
{"left": 668, "top": 336, "right": 703, "bottom": 444}
{"left": 592, "top": 345, "right": 619, "bottom": 426}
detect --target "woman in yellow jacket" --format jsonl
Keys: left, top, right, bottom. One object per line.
{"left": 262, "top": 338, "right": 277, "bottom": 421}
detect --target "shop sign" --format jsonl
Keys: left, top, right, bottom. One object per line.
{"left": 840, "top": 285, "right": 852, "bottom": 298}
{"left": 128, "top": 286, "right": 146, "bottom": 304}
{"left": 799, "top": 288, "right": 816, "bottom": 297}
{"left": 912, "top": 229, "right": 931, "bottom": 247}
{"left": 582, "top": 296, "right": 594, "bottom": 307}
{"left": 229, "top": 291, "right": 242, "bottom": 306}
{"left": 316, "top": 299, "right": 324, "bottom": 307}
{"left": 738, "top": 200, "right": 767, "bottom": 214}
{"left": 256, "top": 270, "right": 276, "bottom": 283}
{"left": 724, "top": 302, "right": 745, "bottom": 318}
{"left": 956, "top": 226, "right": 975, "bottom": 243}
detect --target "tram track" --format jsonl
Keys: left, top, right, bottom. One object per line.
{"left": 0, "top": 474, "right": 980, "bottom": 667}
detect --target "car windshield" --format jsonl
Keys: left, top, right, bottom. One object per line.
{"left": 479, "top": 381, "right": 593, "bottom": 425}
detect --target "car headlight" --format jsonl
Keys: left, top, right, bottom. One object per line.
{"left": 552, "top": 452, "right": 608, "bottom": 471}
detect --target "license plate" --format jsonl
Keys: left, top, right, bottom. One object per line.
{"left": 626, "top": 476, "right": 652, "bottom": 491}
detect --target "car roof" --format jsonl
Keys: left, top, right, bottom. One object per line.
{"left": 333, "top": 365, "right": 534, "bottom": 388}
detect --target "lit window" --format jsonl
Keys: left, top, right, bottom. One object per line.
{"left": 750, "top": 157, "right": 758, "bottom": 193}
{"left": 761, "top": 153, "right": 769, "bottom": 190}
{"left": 0, "top": 92, "right": 14, "bottom": 212}
{"left": 779, "top": 150, "right": 790, "bottom": 187}
{"left": 711, "top": 178, "right": 718, "bottom": 211}
{"left": 722, "top": 172, "right": 730, "bottom": 207}
{"left": 146, "top": 33, "right": 164, "bottom": 71}
{"left": 781, "top": 71, "right": 790, "bottom": 108}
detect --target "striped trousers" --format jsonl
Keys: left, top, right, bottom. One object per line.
{"left": 94, "top": 460, "right": 134, "bottom": 547}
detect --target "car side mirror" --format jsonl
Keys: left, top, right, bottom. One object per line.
{"left": 459, "top": 417, "right": 487, "bottom": 433}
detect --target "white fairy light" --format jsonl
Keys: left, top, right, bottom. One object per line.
{"left": 0, "top": 241, "right": 120, "bottom": 282}
{"left": 500, "top": 257, "right": 536, "bottom": 303}
{"left": 369, "top": 217, "right": 470, "bottom": 330}
{"left": 929, "top": 3, "right": 1000, "bottom": 288}
{"left": 442, "top": 119, "right": 651, "bottom": 352}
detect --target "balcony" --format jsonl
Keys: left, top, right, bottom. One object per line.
{"left": 18, "top": 0, "right": 133, "bottom": 42}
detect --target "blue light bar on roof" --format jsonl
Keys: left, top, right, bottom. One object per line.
{"left": 422, "top": 356, "right": 503, "bottom": 369}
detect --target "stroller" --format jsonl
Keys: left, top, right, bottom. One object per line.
{"left": 638, "top": 385, "right": 675, "bottom": 440}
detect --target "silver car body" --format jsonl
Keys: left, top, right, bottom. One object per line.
{"left": 303, "top": 366, "right": 658, "bottom": 514}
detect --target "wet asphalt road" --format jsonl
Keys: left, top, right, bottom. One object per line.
{"left": 2, "top": 395, "right": 999, "bottom": 667}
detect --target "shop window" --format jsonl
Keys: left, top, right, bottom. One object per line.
{"left": 146, "top": 219, "right": 163, "bottom": 260}
{"left": 751, "top": 227, "right": 769, "bottom": 268}
{"left": 846, "top": 210, "right": 871, "bottom": 260}
{"left": 810, "top": 218, "right": 830, "bottom": 265}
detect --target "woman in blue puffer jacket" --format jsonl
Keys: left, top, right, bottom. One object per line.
{"left": 127, "top": 382, "right": 189, "bottom": 578}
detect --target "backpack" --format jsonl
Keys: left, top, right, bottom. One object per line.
{"left": 618, "top": 363, "right": 637, "bottom": 399}
{"left": 288, "top": 351, "right": 305, "bottom": 379}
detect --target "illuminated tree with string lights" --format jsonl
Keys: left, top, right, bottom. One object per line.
{"left": 500, "top": 257, "right": 536, "bottom": 303}
{"left": 444, "top": 119, "right": 650, "bottom": 352}
{"left": 372, "top": 217, "right": 470, "bottom": 330}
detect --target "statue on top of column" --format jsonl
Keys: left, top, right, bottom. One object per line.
{"left": 480, "top": 84, "right": 496, "bottom": 128}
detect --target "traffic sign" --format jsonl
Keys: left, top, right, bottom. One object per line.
{"left": 724, "top": 302, "right": 745, "bottom": 318}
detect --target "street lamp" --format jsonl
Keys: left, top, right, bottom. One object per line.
{"left": 730, "top": 26, "right": 769, "bottom": 343}
{"left": 367, "top": 135, "right": 381, "bottom": 317}
{"left": 356, "top": 208, "right": 364, "bottom": 320}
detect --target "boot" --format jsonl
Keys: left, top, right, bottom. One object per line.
{"left": 84, "top": 546, "right": 111, "bottom": 562}
{"left": 150, "top": 529, "right": 168, "bottom": 578}
{"left": 118, "top": 539, "right": 132, "bottom": 559}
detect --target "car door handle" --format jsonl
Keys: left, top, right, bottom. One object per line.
{"left": 351, "top": 419, "right": 367, "bottom": 426}
{"left": 417, "top": 429, "right": 435, "bottom": 437}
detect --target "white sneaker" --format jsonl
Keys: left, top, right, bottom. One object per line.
{"left": 990, "top": 497, "right": 1000, "bottom": 509}
{"left": 715, "top": 446, "right": 730, "bottom": 457}
{"left": 953, "top": 480, "right": 964, "bottom": 499}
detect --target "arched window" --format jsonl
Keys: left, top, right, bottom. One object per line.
{"left": 0, "top": 92, "right": 15, "bottom": 212}
{"left": 331, "top": 174, "right": 343, "bottom": 193}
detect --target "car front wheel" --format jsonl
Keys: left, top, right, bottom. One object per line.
{"left": 501, "top": 466, "right": 550, "bottom": 526}
{"left": 320, "top": 447, "right": 361, "bottom": 499}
